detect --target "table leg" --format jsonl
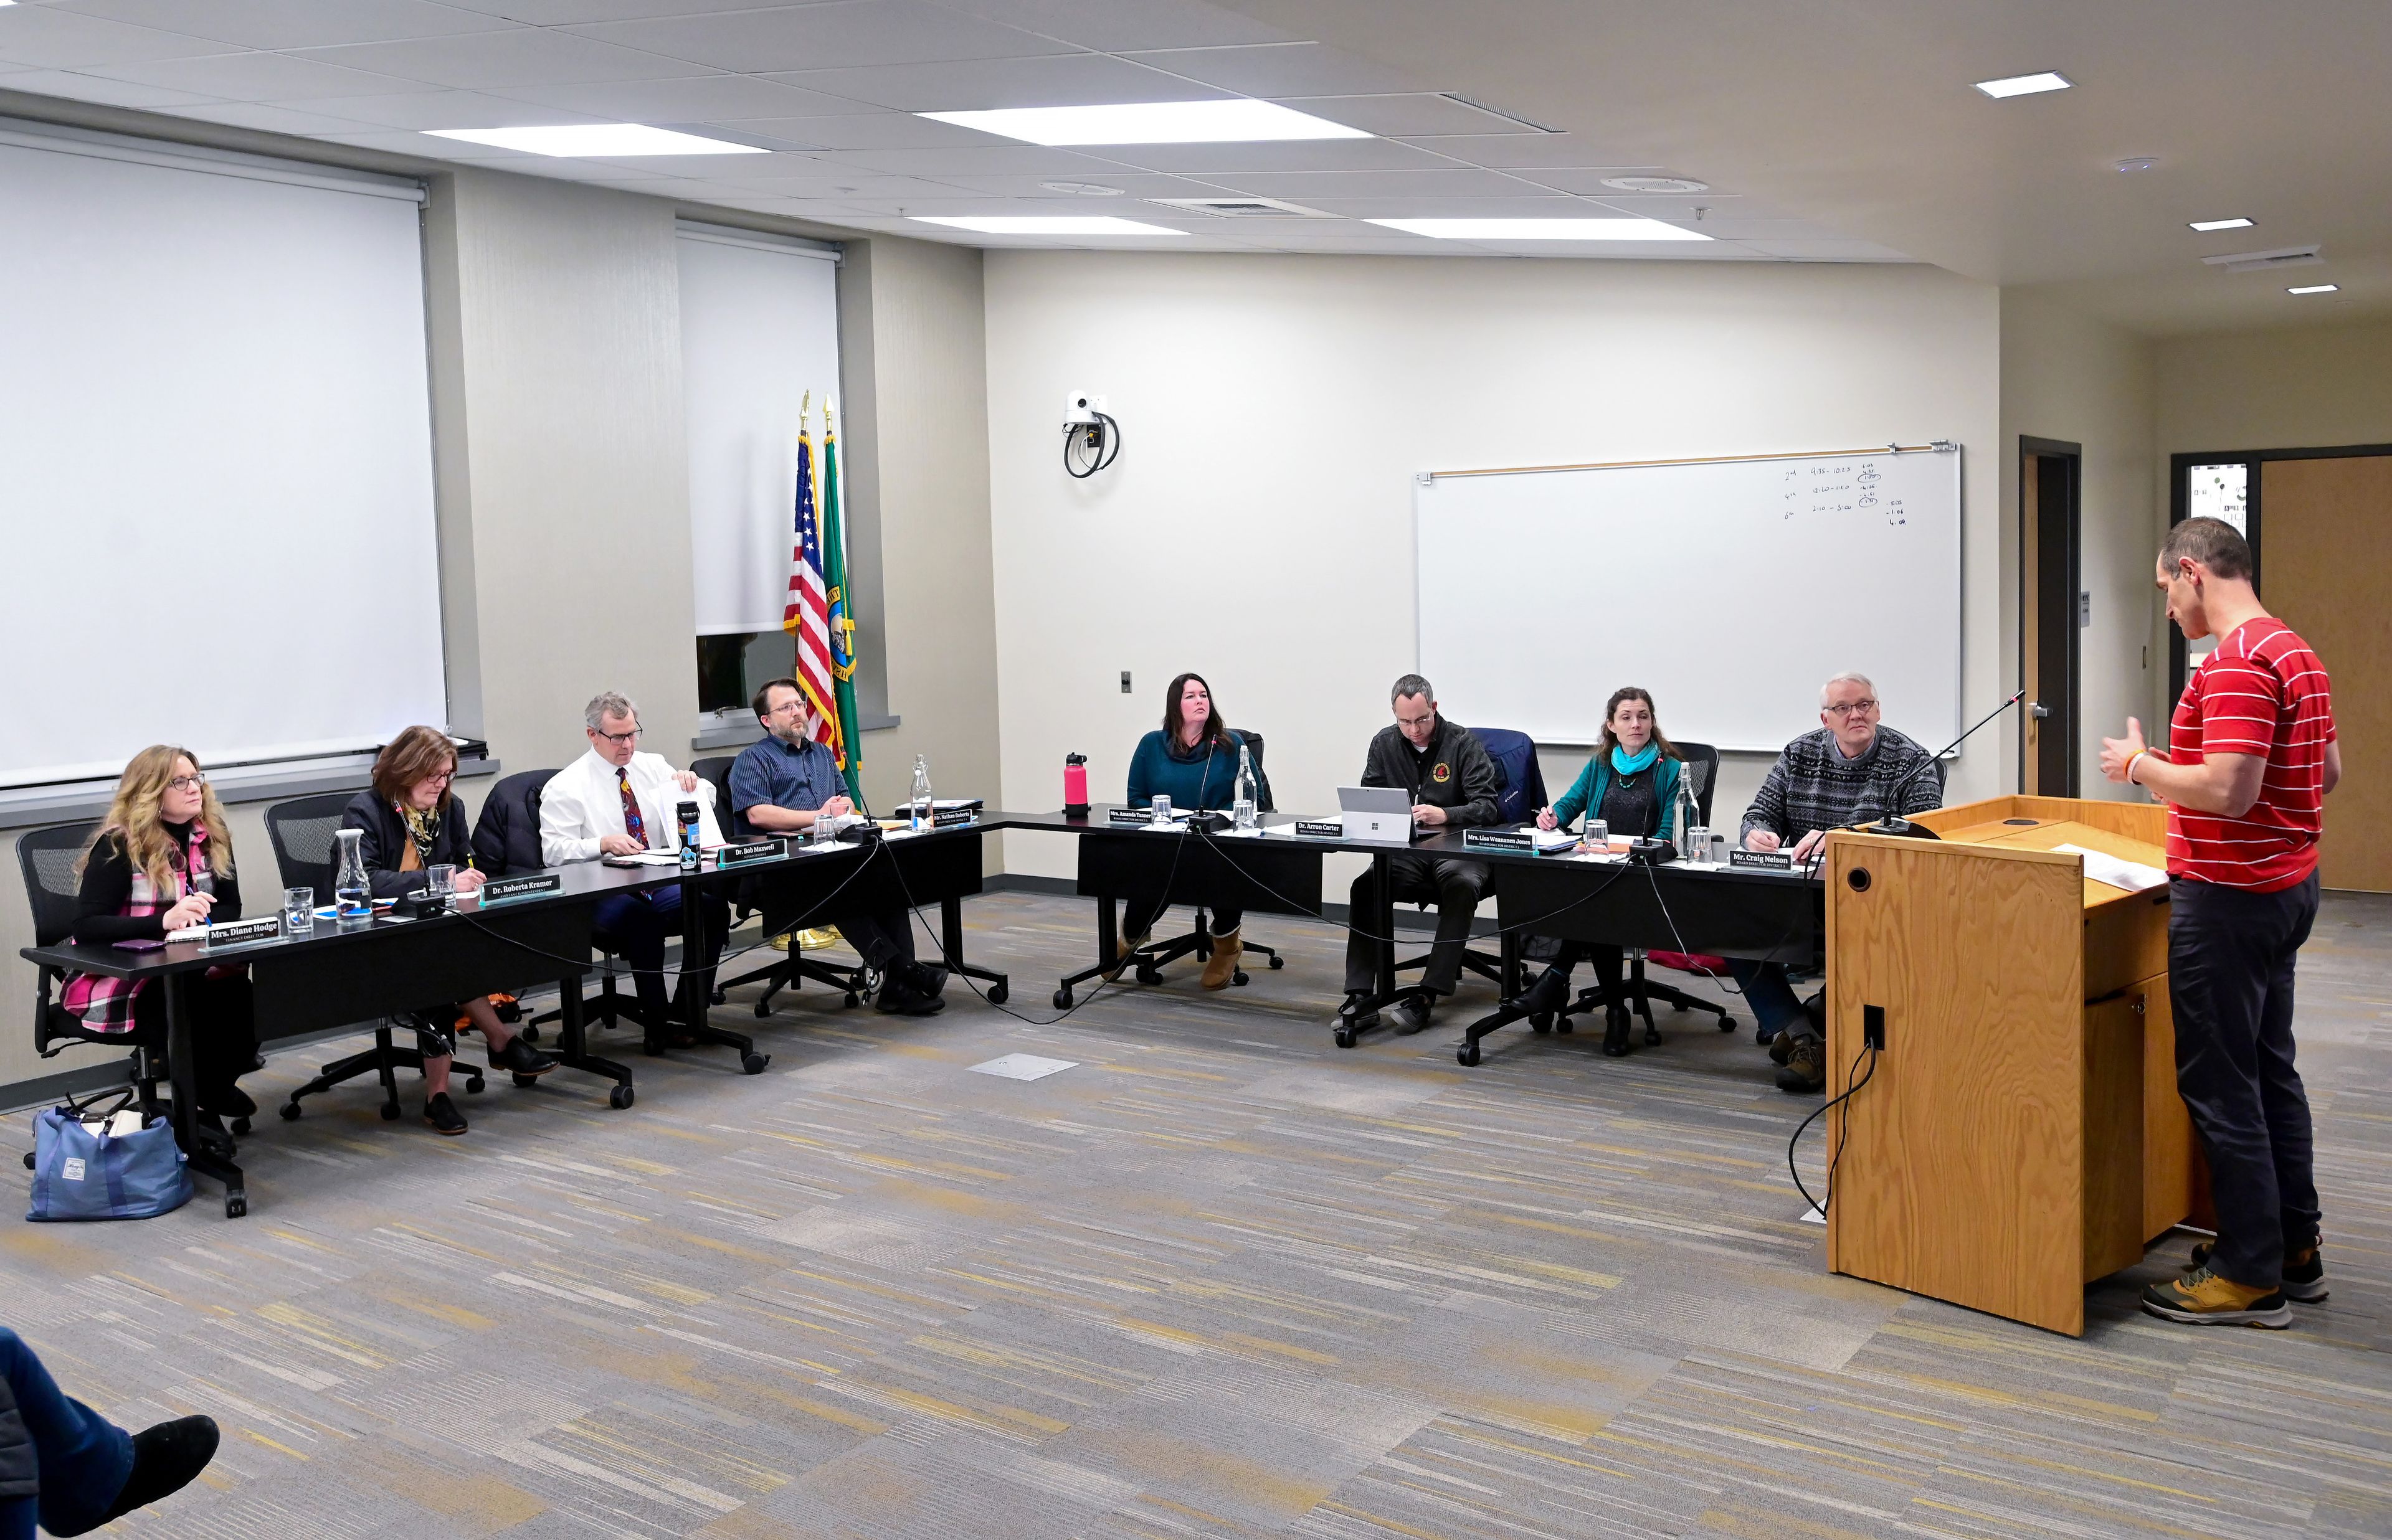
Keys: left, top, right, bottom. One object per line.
{"left": 556, "top": 973, "right": 634, "bottom": 1108}
{"left": 164, "top": 973, "right": 246, "bottom": 1216}
{"left": 665, "top": 879, "right": 762, "bottom": 1072}
{"left": 1336, "top": 852, "right": 1426, "bottom": 1049}
{"left": 940, "top": 894, "right": 1008, "bottom": 1000}
{"left": 1053, "top": 892, "right": 1119, "bottom": 1008}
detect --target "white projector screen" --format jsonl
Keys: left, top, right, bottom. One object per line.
{"left": 1416, "top": 448, "right": 1963, "bottom": 753}
{"left": 678, "top": 223, "right": 842, "bottom": 637}
{"left": 0, "top": 121, "right": 442, "bottom": 787}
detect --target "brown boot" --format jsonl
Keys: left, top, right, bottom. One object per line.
{"left": 1200, "top": 929, "right": 1242, "bottom": 990}
{"left": 1104, "top": 933, "right": 1149, "bottom": 981}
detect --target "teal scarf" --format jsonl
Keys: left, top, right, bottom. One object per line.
{"left": 1610, "top": 741, "right": 1660, "bottom": 775}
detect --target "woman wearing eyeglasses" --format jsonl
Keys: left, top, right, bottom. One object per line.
{"left": 339, "top": 726, "right": 556, "bottom": 1135}
{"left": 65, "top": 746, "right": 259, "bottom": 1127}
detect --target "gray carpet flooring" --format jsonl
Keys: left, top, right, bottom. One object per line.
{"left": 4, "top": 890, "right": 2388, "bottom": 1538}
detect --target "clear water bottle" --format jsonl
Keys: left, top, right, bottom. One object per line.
{"left": 909, "top": 755, "right": 932, "bottom": 832}
{"left": 1676, "top": 767, "right": 1701, "bottom": 859}
{"left": 333, "top": 826, "right": 371, "bottom": 921}
{"left": 1233, "top": 743, "right": 1258, "bottom": 831}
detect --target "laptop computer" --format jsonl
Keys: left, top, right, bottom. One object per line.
{"left": 1339, "top": 785, "right": 1426, "bottom": 844}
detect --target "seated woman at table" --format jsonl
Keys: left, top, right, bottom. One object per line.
{"left": 65, "top": 746, "right": 259, "bottom": 1127}
{"left": 1526, "top": 687, "right": 1686, "bottom": 1056}
{"left": 341, "top": 726, "right": 554, "bottom": 1135}
{"left": 1120, "top": 672, "right": 1274, "bottom": 990}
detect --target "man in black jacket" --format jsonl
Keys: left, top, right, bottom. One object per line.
{"left": 1343, "top": 674, "right": 1501, "bottom": 1034}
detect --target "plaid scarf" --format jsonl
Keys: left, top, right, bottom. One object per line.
{"left": 399, "top": 801, "right": 443, "bottom": 871}
{"left": 60, "top": 823, "right": 207, "bottom": 1032}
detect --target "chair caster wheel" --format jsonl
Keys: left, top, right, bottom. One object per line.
{"left": 987, "top": 981, "right": 1009, "bottom": 1004}
{"left": 1232, "top": 970, "right": 1250, "bottom": 987}
{"left": 843, "top": 993, "right": 859, "bottom": 1009}
{"left": 1053, "top": 988, "right": 1073, "bottom": 1009}
{"left": 1334, "top": 1024, "right": 1359, "bottom": 1049}
{"left": 512, "top": 1072, "right": 539, "bottom": 1089}
{"left": 1719, "top": 1016, "right": 1739, "bottom": 1032}
{"left": 1457, "top": 1042, "right": 1481, "bottom": 1067}
{"left": 464, "top": 1079, "right": 484, "bottom": 1095}
{"left": 20, "top": 1152, "right": 31, "bottom": 1170}
{"left": 1268, "top": 955, "right": 1284, "bottom": 969}
{"left": 230, "top": 1117, "right": 251, "bottom": 1136}
{"left": 710, "top": 990, "right": 726, "bottom": 1007}
{"left": 1135, "top": 967, "right": 1163, "bottom": 987}
{"left": 754, "top": 1000, "right": 772, "bottom": 1018}
{"left": 225, "top": 1193, "right": 247, "bottom": 1218}
{"left": 520, "top": 1025, "right": 541, "bottom": 1044}
{"left": 1644, "top": 1029, "right": 1661, "bottom": 1047}
{"left": 609, "top": 1084, "right": 634, "bottom": 1110}
{"left": 381, "top": 1102, "right": 401, "bottom": 1120}
{"left": 741, "top": 1053, "right": 769, "bottom": 1075}
{"left": 1554, "top": 1019, "right": 1574, "bottom": 1035}
{"left": 279, "top": 1102, "right": 302, "bottom": 1121}
{"left": 1529, "top": 1014, "right": 1552, "bottom": 1034}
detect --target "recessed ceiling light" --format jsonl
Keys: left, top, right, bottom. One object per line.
{"left": 425, "top": 125, "right": 766, "bottom": 156}
{"left": 2114, "top": 157, "right": 2158, "bottom": 173}
{"left": 918, "top": 100, "right": 1368, "bottom": 146}
{"left": 1038, "top": 181, "right": 1125, "bottom": 196}
{"left": 2188, "top": 217, "right": 2254, "bottom": 232}
{"left": 1366, "top": 217, "right": 1711, "bottom": 242}
{"left": 1973, "top": 71, "right": 2072, "bottom": 98}
{"left": 910, "top": 215, "right": 1177, "bottom": 235}
{"left": 1600, "top": 176, "right": 1711, "bottom": 194}
{"left": 2287, "top": 283, "right": 2339, "bottom": 295}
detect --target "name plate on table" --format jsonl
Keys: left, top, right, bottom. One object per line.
{"left": 1463, "top": 828, "right": 1580, "bottom": 856}
{"left": 715, "top": 839, "right": 785, "bottom": 867}
{"left": 1108, "top": 807, "right": 1165, "bottom": 828}
{"left": 482, "top": 872, "right": 562, "bottom": 905}
{"left": 1291, "top": 819, "right": 1346, "bottom": 839}
{"left": 167, "top": 915, "right": 281, "bottom": 951}
{"left": 929, "top": 806, "right": 977, "bottom": 829}
{"left": 1729, "top": 849, "right": 1794, "bottom": 871}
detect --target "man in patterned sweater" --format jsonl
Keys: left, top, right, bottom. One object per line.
{"left": 1737, "top": 672, "right": 1944, "bottom": 1092}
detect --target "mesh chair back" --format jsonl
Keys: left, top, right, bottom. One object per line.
{"left": 265, "top": 791, "right": 357, "bottom": 904}
{"left": 691, "top": 755, "right": 739, "bottom": 834}
{"left": 1473, "top": 728, "right": 1545, "bottom": 825}
{"left": 16, "top": 821, "right": 101, "bottom": 948}
{"left": 1673, "top": 741, "right": 1722, "bottom": 826}
{"left": 473, "top": 770, "right": 555, "bottom": 876}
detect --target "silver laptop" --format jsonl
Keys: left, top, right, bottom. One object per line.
{"left": 1339, "top": 785, "right": 1422, "bottom": 844}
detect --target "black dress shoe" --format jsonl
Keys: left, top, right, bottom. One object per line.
{"left": 83, "top": 1415, "right": 219, "bottom": 1533}
{"left": 903, "top": 961, "right": 949, "bottom": 999}
{"left": 1516, "top": 968, "right": 1570, "bottom": 1017}
{"left": 488, "top": 1036, "right": 557, "bottom": 1076}
{"left": 424, "top": 1094, "right": 468, "bottom": 1135}
{"left": 199, "top": 1085, "right": 256, "bottom": 1120}
{"left": 1602, "top": 1006, "right": 1633, "bottom": 1057}
{"left": 875, "top": 978, "right": 946, "bottom": 1017}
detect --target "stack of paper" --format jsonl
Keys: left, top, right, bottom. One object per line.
{"left": 2055, "top": 843, "right": 2167, "bottom": 893}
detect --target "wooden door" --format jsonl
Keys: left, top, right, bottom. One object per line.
{"left": 2261, "top": 455, "right": 2392, "bottom": 891}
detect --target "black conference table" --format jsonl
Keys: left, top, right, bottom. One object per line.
{"left": 21, "top": 818, "right": 1006, "bottom": 1217}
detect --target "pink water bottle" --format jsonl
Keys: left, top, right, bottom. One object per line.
{"left": 1063, "top": 752, "right": 1089, "bottom": 816}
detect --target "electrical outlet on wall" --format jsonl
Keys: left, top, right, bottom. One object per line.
{"left": 1120, "top": 671, "right": 1132, "bottom": 694}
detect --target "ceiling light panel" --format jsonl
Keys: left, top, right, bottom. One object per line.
{"left": 919, "top": 99, "right": 1370, "bottom": 145}
{"left": 1367, "top": 217, "right": 1711, "bottom": 241}
{"left": 911, "top": 215, "right": 1178, "bottom": 234}
{"left": 1973, "top": 71, "right": 2072, "bottom": 98}
{"left": 427, "top": 125, "right": 769, "bottom": 156}
{"left": 2188, "top": 217, "right": 2254, "bottom": 232}
{"left": 2287, "top": 283, "right": 2338, "bottom": 295}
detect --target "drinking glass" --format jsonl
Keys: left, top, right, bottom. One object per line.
{"left": 1687, "top": 825, "right": 1712, "bottom": 863}
{"left": 425, "top": 864, "right": 455, "bottom": 898}
{"left": 1151, "top": 795, "right": 1173, "bottom": 825}
{"left": 1584, "top": 819, "right": 1610, "bottom": 852}
{"left": 283, "top": 885, "right": 316, "bottom": 938}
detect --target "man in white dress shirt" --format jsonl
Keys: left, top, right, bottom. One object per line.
{"left": 541, "top": 691, "right": 729, "bottom": 1038}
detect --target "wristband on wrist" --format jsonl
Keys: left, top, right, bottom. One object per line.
{"left": 2124, "top": 749, "right": 2148, "bottom": 785}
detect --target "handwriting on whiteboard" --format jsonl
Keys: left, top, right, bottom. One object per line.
{"left": 1781, "top": 463, "right": 1907, "bottom": 526}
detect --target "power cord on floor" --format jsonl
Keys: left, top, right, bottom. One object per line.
{"left": 1787, "top": 1037, "right": 1876, "bottom": 1216}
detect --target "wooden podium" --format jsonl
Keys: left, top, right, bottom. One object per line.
{"left": 1823, "top": 796, "right": 2207, "bottom": 1336}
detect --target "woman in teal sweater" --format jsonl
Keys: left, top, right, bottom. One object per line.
{"left": 1121, "top": 673, "right": 1273, "bottom": 989}
{"left": 1526, "top": 687, "right": 1683, "bottom": 1056}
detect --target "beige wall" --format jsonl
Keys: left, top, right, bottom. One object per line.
{"left": 980, "top": 252, "right": 2005, "bottom": 887}
{"left": 2156, "top": 319, "right": 2392, "bottom": 455}
{"left": 1997, "top": 290, "right": 2163, "bottom": 786}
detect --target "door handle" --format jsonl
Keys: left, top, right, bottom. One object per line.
{"left": 2029, "top": 702, "right": 2053, "bottom": 720}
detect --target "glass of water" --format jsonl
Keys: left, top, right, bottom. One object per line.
{"left": 425, "top": 863, "right": 455, "bottom": 898}
{"left": 1151, "top": 795, "right": 1172, "bottom": 825}
{"left": 283, "top": 885, "right": 316, "bottom": 938}
{"left": 1687, "top": 825, "right": 1711, "bottom": 863}
{"left": 1584, "top": 818, "right": 1609, "bottom": 853}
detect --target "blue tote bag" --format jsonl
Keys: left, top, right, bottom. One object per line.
{"left": 26, "top": 1107, "right": 192, "bottom": 1222}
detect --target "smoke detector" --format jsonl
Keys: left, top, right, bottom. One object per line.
{"left": 1600, "top": 175, "right": 1710, "bottom": 194}
{"left": 1144, "top": 195, "right": 1336, "bottom": 218}
{"left": 2201, "top": 243, "right": 2324, "bottom": 273}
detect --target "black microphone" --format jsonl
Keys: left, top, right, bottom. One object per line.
{"left": 1854, "top": 689, "right": 2028, "bottom": 840}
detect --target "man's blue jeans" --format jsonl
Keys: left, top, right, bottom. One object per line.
{"left": 1726, "top": 959, "right": 1808, "bottom": 1041}
{"left": 0, "top": 1326, "right": 134, "bottom": 1538}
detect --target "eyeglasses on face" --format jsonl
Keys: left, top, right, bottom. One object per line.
{"left": 421, "top": 769, "right": 457, "bottom": 785}
{"left": 1823, "top": 700, "right": 1880, "bottom": 717}
{"left": 594, "top": 724, "right": 643, "bottom": 745}
{"left": 164, "top": 774, "right": 207, "bottom": 792}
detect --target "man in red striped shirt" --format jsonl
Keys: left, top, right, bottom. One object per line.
{"left": 2100, "top": 517, "right": 2342, "bottom": 1328}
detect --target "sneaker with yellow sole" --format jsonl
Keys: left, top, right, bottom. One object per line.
{"left": 2140, "top": 1264, "right": 2292, "bottom": 1328}
{"left": 2188, "top": 1239, "right": 2328, "bottom": 1303}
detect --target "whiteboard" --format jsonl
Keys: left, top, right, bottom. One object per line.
{"left": 1415, "top": 448, "right": 1962, "bottom": 752}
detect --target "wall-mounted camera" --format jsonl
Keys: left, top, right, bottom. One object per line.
{"left": 1063, "top": 390, "right": 1120, "bottom": 478}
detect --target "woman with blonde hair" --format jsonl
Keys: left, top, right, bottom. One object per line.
{"left": 339, "top": 727, "right": 555, "bottom": 1135}
{"left": 65, "top": 745, "right": 259, "bottom": 1123}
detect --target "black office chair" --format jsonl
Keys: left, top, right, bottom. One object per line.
{"left": 1390, "top": 726, "right": 1544, "bottom": 997}
{"left": 14, "top": 820, "right": 187, "bottom": 1145}
{"left": 268, "top": 790, "right": 485, "bottom": 1122}
{"left": 474, "top": 769, "right": 642, "bottom": 1037}
{"left": 690, "top": 754, "right": 870, "bottom": 1018}
{"left": 1552, "top": 740, "right": 1735, "bottom": 1045}
{"left": 1119, "top": 730, "right": 1284, "bottom": 990}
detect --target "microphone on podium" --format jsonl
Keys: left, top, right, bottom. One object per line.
{"left": 1852, "top": 689, "right": 2029, "bottom": 840}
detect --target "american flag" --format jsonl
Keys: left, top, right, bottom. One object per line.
{"left": 781, "top": 428, "right": 843, "bottom": 764}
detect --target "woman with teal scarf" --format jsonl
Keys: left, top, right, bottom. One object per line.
{"left": 1525, "top": 687, "right": 1684, "bottom": 1056}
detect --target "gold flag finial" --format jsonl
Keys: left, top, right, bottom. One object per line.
{"left": 800, "top": 388, "right": 810, "bottom": 426}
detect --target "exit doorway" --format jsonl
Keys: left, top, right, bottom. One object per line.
{"left": 2019, "top": 438, "right": 2082, "bottom": 796}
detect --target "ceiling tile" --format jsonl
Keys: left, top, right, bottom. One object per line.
{"left": 291, "top": 26, "right": 706, "bottom": 89}
{"left": 1527, "top": 167, "right": 1726, "bottom": 197}
{"left": 926, "top": 0, "right": 1298, "bottom": 52}
{"left": 162, "top": 99, "right": 404, "bottom": 135}
{"left": 1208, "top": 167, "right": 1554, "bottom": 200}
{"left": 316, "top": 128, "right": 524, "bottom": 157}
{"left": 826, "top": 143, "right": 1154, "bottom": 177}
{"left": 389, "top": 0, "right": 776, "bottom": 22}
{"left": 715, "top": 111, "right": 1005, "bottom": 150}
{"left": 921, "top": 171, "right": 1238, "bottom": 199}
{"left": 764, "top": 51, "right": 1204, "bottom": 111}
{"left": 87, "top": 49, "right": 453, "bottom": 101}
{"left": 0, "top": 7, "right": 238, "bottom": 69}
{"left": 302, "top": 88, "right": 609, "bottom": 130}
{"left": 0, "top": 67, "right": 222, "bottom": 108}
{"left": 1271, "top": 93, "right": 1535, "bottom": 138}
{"left": 1388, "top": 134, "right": 1656, "bottom": 171}
{"left": 1103, "top": 138, "right": 1458, "bottom": 175}
{"left": 59, "top": 0, "right": 520, "bottom": 50}
{"left": 703, "top": 172, "right": 974, "bottom": 200}
{"left": 1271, "top": 194, "right": 1613, "bottom": 219}
{"left": 568, "top": 1, "right": 1074, "bottom": 73}
{"left": 1122, "top": 42, "right": 1430, "bottom": 98}
{"left": 494, "top": 70, "right": 865, "bottom": 121}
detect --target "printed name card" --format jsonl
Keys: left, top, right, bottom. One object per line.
{"left": 929, "top": 806, "right": 977, "bottom": 829}
{"left": 1291, "top": 820, "right": 1345, "bottom": 839}
{"left": 168, "top": 915, "right": 282, "bottom": 950}
{"left": 482, "top": 872, "right": 563, "bottom": 905}
{"left": 1108, "top": 807, "right": 1160, "bottom": 827}
{"left": 1462, "top": 828, "right": 1536, "bottom": 853}
{"left": 714, "top": 839, "right": 785, "bottom": 867}
{"left": 1729, "top": 849, "right": 1795, "bottom": 871}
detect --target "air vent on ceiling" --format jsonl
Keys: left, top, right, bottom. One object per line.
{"left": 2201, "top": 243, "right": 2323, "bottom": 273}
{"left": 1146, "top": 196, "right": 1336, "bottom": 219}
